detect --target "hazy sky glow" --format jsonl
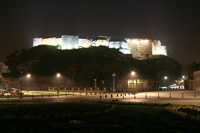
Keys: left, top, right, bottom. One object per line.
{"left": 1, "top": 0, "right": 200, "bottom": 63}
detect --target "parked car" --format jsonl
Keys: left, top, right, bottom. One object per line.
{"left": 9, "top": 88, "right": 24, "bottom": 95}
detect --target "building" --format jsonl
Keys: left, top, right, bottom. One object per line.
{"left": 125, "top": 38, "right": 167, "bottom": 60}
{"left": 118, "top": 74, "right": 149, "bottom": 92}
{"left": 194, "top": 70, "right": 200, "bottom": 91}
{"left": 78, "top": 37, "right": 91, "bottom": 48}
{"left": 183, "top": 61, "right": 200, "bottom": 90}
{"left": 185, "top": 70, "right": 200, "bottom": 90}
{"left": 93, "top": 36, "right": 109, "bottom": 47}
{"left": 108, "top": 36, "right": 131, "bottom": 54}
{"left": 33, "top": 35, "right": 167, "bottom": 60}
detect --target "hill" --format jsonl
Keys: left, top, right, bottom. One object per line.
{"left": 4, "top": 46, "right": 135, "bottom": 86}
{"left": 4, "top": 46, "right": 181, "bottom": 87}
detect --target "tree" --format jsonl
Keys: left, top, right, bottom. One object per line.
{"left": 6, "top": 50, "right": 20, "bottom": 60}
{"left": 64, "top": 65, "right": 76, "bottom": 87}
{"left": 136, "top": 55, "right": 181, "bottom": 88}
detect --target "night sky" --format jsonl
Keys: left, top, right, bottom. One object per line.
{"left": 1, "top": 0, "right": 200, "bottom": 64}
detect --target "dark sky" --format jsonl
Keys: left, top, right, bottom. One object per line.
{"left": 1, "top": 0, "right": 200, "bottom": 64}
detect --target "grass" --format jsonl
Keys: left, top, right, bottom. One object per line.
{"left": 0, "top": 101, "right": 200, "bottom": 133}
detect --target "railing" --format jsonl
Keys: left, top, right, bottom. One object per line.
{"left": 0, "top": 90, "right": 199, "bottom": 100}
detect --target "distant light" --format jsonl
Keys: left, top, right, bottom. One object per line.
{"left": 27, "top": 74, "right": 31, "bottom": 78}
{"left": 57, "top": 73, "right": 60, "bottom": 77}
{"left": 131, "top": 71, "right": 135, "bottom": 76}
{"left": 164, "top": 76, "right": 168, "bottom": 79}
{"left": 182, "top": 75, "right": 185, "bottom": 79}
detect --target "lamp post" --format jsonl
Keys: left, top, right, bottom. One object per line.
{"left": 94, "top": 79, "right": 97, "bottom": 94}
{"left": 112, "top": 72, "right": 116, "bottom": 92}
{"left": 27, "top": 74, "right": 31, "bottom": 92}
{"left": 131, "top": 71, "right": 136, "bottom": 93}
{"left": 163, "top": 76, "right": 168, "bottom": 90}
{"left": 57, "top": 73, "right": 60, "bottom": 94}
{"left": 20, "top": 71, "right": 23, "bottom": 99}
{"left": 181, "top": 75, "right": 185, "bottom": 89}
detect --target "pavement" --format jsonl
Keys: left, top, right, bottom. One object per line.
{"left": 1, "top": 90, "right": 200, "bottom": 105}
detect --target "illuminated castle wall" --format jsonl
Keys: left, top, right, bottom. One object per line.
{"left": 125, "top": 38, "right": 167, "bottom": 60}
{"left": 33, "top": 35, "right": 167, "bottom": 60}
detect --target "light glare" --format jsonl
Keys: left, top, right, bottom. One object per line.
{"left": 57, "top": 73, "right": 60, "bottom": 77}
{"left": 27, "top": 74, "right": 31, "bottom": 78}
{"left": 131, "top": 71, "right": 135, "bottom": 75}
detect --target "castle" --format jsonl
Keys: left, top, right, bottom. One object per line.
{"left": 33, "top": 35, "right": 167, "bottom": 60}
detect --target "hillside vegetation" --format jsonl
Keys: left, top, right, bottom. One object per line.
{"left": 4, "top": 45, "right": 181, "bottom": 87}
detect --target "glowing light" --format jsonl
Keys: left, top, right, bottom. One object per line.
{"left": 164, "top": 76, "right": 168, "bottom": 79}
{"left": 140, "top": 39, "right": 148, "bottom": 44}
{"left": 78, "top": 39, "right": 91, "bottom": 48}
{"left": 27, "top": 74, "right": 31, "bottom": 78}
{"left": 119, "top": 49, "right": 131, "bottom": 54}
{"left": 182, "top": 75, "right": 185, "bottom": 79}
{"left": 144, "top": 40, "right": 149, "bottom": 43}
{"left": 96, "top": 40, "right": 109, "bottom": 47}
{"left": 131, "top": 71, "right": 135, "bottom": 75}
{"left": 132, "top": 40, "right": 138, "bottom": 44}
{"left": 57, "top": 73, "right": 60, "bottom": 77}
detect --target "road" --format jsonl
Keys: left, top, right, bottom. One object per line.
{"left": 1, "top": 90, "right": 200, "bottom": 105}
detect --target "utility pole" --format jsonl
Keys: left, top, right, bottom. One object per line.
{"left": 112, "top": 72, "right": 116, "bottom": 92}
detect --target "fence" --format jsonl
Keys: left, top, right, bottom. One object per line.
{"left": 1, "top": 90, "right": 200, "bottom": 100}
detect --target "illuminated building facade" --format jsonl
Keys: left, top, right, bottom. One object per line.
{"left": 33, "top": 35, "right": 167, "bottom": 60}
{"left": 78, "top": 37, "right": 91, "bottom": 48}
{"left": 125, "top": 38, "right": 167, "bottom": 60}
{"left": 118, "top": 75, "right": 149, "bottom": 92}
{"left": 92, "top": 36, "right": 109, "bottom": 47}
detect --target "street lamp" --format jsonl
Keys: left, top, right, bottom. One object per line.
{"left": 27, "top": 74, "right": 31, "bottom": 92}
{"left": 131, "top": 71, "right": 135, "bottom": 76}
{"left": 57, "top": 73, "right": 60, "bottom": 94}
{"left": 112, "top": 72, "right": 116, "bottom": 92}
{"left": 163, "top": 76, "right": 168, "bottom": 90}
{"left": 27, "top": 74, "right": 31, "bottom": 78}
{"left": 57, "top": 73, "right": 60, "bottom": 78}
{"left": 131, "top": 71, "right": 136, "bottom": 93}
{"left": 94, "top": 79, "right": 97, "bottom": 94}
{"left": 20, "top": 71, "right": 23, "bottom": 98}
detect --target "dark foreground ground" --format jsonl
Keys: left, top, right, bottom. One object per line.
{"left": 0, "top": 101, "right": 200, "bottom": 133}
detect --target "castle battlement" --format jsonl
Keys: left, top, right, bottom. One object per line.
{"left": 33, "top": 35, "right": 167, "bottom": 60}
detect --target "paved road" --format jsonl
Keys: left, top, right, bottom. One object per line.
{"left": 1, "top": 90, "right": 200, "bottom": 105}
